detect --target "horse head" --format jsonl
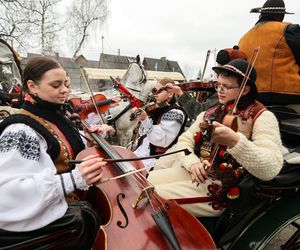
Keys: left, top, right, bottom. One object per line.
{"left": 106, "top": 56, "right": 157, "bottom": 146}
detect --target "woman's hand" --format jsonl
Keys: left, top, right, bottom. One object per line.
{"left": 109, "top": 96, "right": 122, "bottom": 108}
{"left": 190, "top": 160, "right": 210, "bottom": 184}
{"left": 101, "top": 124, "right": 115, "bottom": 135}
{"left": 211, "top": 121, "right": 240, "bottom": 148}
{"left": 84, "top": 124, "right": 106, "bottom": 146}
{"left": 77, "top": 154, "right": 106, "bottom": 186}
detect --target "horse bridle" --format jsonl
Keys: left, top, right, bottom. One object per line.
{"left": 107, "top": 61, "right": 148, "bottom": 125}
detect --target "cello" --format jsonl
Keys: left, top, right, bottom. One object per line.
{"left": 73, "top": 66, "right": 216, "bottom": 249}
{"left": 75, "top": 119, "right": 217, "bottom": 250}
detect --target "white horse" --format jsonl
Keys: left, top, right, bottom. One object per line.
{"left": 104, "top": 57, "right": 156, "bottom": 146}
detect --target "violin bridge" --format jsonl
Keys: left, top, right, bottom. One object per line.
{"left": 132, "top": 186, "right": 155, "bottom": 209}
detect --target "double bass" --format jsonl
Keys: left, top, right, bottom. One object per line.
{"left": 75, "top": 119, "right": 217, "bottom": 249}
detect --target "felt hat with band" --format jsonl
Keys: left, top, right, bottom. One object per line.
{"left": 250, "top": 0, "right": 294, "bottom": 14}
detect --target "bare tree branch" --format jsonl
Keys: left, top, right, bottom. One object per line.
{"left": 65, "top": 0, "right": 109, "bottom": 58}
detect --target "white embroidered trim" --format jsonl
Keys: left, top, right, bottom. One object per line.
{"left": 261, "top": 7, "right": 286, "bottom": 11}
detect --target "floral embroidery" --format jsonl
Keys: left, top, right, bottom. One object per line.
{"left": 226, "top": 104, "right": 235, "bottom": 113}
{"left": 0, "top": 131, "right": 40, "bottom": 161}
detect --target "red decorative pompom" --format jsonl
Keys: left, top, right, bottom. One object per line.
{"left": 219, "top": 149, "right": 225, "bottom": 157}
{"left": 219, "top": 162, "right": 232, "bottom": 171}
{"left": 193, "top": 130, "right": 201, "bottom": 142}
{"left": 227, "top": 186, "right": 240, "bottom": 199}
{"left": 226, "top": 104, "right": 235, "bottom": 113}
{"left": 212, "top": 202, "right": 221, "bottom": 210}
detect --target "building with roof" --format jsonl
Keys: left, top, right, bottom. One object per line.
{"left": 142, "top": 56, "right": 184, "bottom": 76}
{"left": 98, "top": 53, "right": 136, "bottom": 69}
{"left": 21, "top": 52, "right": 185, "bottom": 91}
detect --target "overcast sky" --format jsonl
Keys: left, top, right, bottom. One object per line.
{"left": 59, "top": 0, "right": 300, "bottom": 80}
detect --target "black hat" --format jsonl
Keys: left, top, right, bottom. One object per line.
{"left": 250, "top": 0, "right": 294, "bottom": 14}
{"left": 212, "top": 59, "right": 258, "bottom": 94}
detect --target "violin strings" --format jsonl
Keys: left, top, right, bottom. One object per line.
{"left": 80, "top": 119, "right": 172, "bottom": 211}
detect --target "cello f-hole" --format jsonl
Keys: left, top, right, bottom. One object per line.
{"left": 116, "top": 193, "right": 129, "bottom": 228}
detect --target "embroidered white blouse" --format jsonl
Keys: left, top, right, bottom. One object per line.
{"left": 0, "top": 124, "right": 88, "bottom": 232}
{"left": 134, "top": 109, "right": 186, "bottom": 168}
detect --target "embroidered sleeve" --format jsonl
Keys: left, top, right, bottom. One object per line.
{"left": 138, "top": 118, "right": 153, "bottom": 136}
{"left": 0, "top": 124, "right": 68, "bottom": 232}
{"left": 0, "top": 130, "right": 40, "bottom": 161}
{"left": 161, "top": 110, "right": 184, "bottom": 125}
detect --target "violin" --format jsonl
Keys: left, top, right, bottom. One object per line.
{"left": 68, "top": 93, "right": 115, "bottom": 120}
{"left": 129, "top": 102, "right": 159, "bottom": 121}
{"left": 177, "top": 80, "right": 216, "bottom": 91}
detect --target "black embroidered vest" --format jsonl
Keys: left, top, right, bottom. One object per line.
{"left": 149, "top": 103, "right": 187, "bottom": 155}
{"left": 0, "top": 98, "right": 85, "bottom": 174}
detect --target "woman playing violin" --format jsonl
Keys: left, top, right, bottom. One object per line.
{"left": 166, "top": 46, "right": 248, "bottom": 120}
{"left": 0, "top": 56, "right": 107, "bottom": 249}
{"left": 132, "top": 77, "right": 187, "bottom": 168}
{"left": 147, "top": 59, "right": 283, "bottom": 218}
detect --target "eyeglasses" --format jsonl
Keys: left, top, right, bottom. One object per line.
{"left": 151, "top": 86, "right": 168, "bottom": 95}
{"left": 214, "top": 82, "right": 240, "bottom": 93}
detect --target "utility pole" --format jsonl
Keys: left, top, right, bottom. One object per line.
{"left": 98, "top": 35, "right": 104, "bottom": 68}
{"left": 211, "top": 48, "right": 217, "bottom": 66}
{"left": 118, "top": 49, "right": 120, "bottom": 56}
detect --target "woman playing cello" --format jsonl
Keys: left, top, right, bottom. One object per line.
{"left": 0, "top": 56, "right": 107, "bottom": 249}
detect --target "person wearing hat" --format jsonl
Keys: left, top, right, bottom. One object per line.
{"left": 166, "top": 46, "right": 248, "bottom": 120}
{"left": 238, "top": 0, "right": 300, "bottom": 105}
{"left": 147, "top": 59, "right": 283, "bottom": 218}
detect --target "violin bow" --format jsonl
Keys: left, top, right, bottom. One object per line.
{"left": 68, "top": 148, "right": 191, "bottom": 164}
{"left": 79, "top": 66, "right": 106, "bottom": 124}
{"left": 232, "top": 47, "right": 260, "bottom": 114}
{"left": 201, "top": 49, "right": 211, "bottom": 81}
{"left": 196, "top": 49, "right": 211, "bottom": 100}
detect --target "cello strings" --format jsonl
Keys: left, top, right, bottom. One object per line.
{"left": 80, "top": 119, "right": 170, "bottom": 211}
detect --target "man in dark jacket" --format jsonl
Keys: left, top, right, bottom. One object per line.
{"left": 239, "top": 0, "right": 300, "bottom": 105}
